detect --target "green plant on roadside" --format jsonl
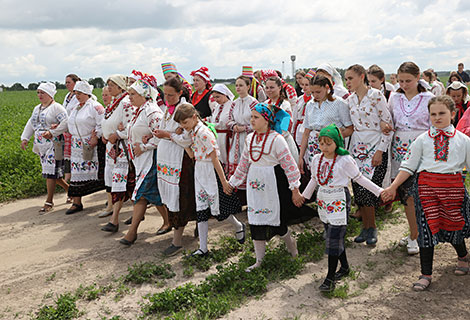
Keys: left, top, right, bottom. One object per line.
{"left": 124, "top": 261, "right": 175, "bottom": 284}
{"left": 74, "top": 283, "right": 112, "bottom": 301}
{"left": 35, "top": 293, "right": 80, "bottom": 320}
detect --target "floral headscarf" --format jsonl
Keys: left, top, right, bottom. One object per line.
{"left": 130, "top": 79, "right": 158, "bottom": 101}
{"left": 254, "top": 102, "right": 290, "bottom": 134}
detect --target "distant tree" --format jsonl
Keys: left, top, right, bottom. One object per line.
{"left": 54, "top": 81, "right": 66, "bottom": 89}
{"left": 28, "top": 83, "right": 39, "bottom": 90}
{"left": 10, "top": 83, "right": 25, "bottom": 91}
{"left": 89, "top": 77, "right": 105, "bottom": 89}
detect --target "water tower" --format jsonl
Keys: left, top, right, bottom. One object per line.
{"left": 291, "top": 55, "right": 296, "bottom": 79}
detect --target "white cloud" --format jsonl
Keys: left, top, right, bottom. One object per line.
{"left": 0, "top": 0, "right": 469, "bottom": 86}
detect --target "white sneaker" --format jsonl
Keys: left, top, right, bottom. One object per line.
{"left": 399, "top": 235, "right": 410, "bottom": 247}
{"left": 407, "top": 238, "right": 420, "bottom": 255}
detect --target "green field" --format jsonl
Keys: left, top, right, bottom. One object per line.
{"left": 0, "top": 89, "right": 103, "bottom": 202}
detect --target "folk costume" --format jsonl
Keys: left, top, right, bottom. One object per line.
{"left": 209, "top": 84, "right": 235, "bottom": 167}
{"left": 157, "top": 98, "right": 196, "bottom": 228}
{"left": 191, "top": 67, "right": 214, "bottom": 119}
{"left": 103, "top": 75, "right": 136, "bottom": 204}
{"left": 227, "top": 94, "right": 258, "bottom": 185}
{"left": 161, "top": 62, "right": 193, "bottom": 97}
{"left": 347, "top": 88, "right": 392, "bottom": 207}
{"left": 399, "top": 125, "right": 470, "bottom": 276}
{"left": 190, "top": 120, "right": 244, "bottom": 255}
{"left": 21, "top": 82, "right": 68, "bottom": 179}
{"left": 449, "top": 81, "right": 470, "bottom": 128}
{"left": 242, "top": 66, "right": 267, "bottom": 102}
{"left": 302, "top": 125, "right": 383, "bottom": 291}
{"left": 127, "top": 80, "right": 164, "bottom": 205}
{"left": 67, "top": 81, "right": 106, "bottom": 197}
{"left": 63, "top": 91, "right": 80, "bottom": 171}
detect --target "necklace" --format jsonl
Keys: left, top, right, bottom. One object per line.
{"left": 399, "top": 94, "right": 424, "bottom": 117}
{"left": 105, "top": 92, "right": 128, "bottom": 119}
{"left": 317, "top": 153, "right": 337, "bottom": 186}
{"left": 249, "top": 128, "right": 270, "bottom": 162}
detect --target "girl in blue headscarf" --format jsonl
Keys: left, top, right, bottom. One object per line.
{"left": 228, "top": 103, "right": 315, "bottom": 272}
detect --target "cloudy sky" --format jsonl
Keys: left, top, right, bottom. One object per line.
{"left": 1, "top": 0, "right": 470, "bottom": 86}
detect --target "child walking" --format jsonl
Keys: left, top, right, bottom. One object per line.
{"left": 174, "top": 104, "right": 245, "bottom": 256}
{"left": 228, "top": 103, "right": 314, "bottom": 272}
{"left": 301, "top": 124, "right": 385, "bottom": 292}
{"left": 382, "top": 96, "right": 470, "bottom": 291}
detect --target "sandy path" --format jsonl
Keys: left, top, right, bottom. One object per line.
{"left": 1, "top": 192, "right": 470, "bottom": 319}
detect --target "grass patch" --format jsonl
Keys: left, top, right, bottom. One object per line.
{"left": 34, "top": 293, "right": 81, "bottom": 320}
{"left": 124, "top": 261, "right": 175, "bottom": 284}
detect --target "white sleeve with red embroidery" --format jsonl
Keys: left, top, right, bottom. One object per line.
{"left": 228, "top": 137, "right": 251, "bottom": 188}
{"left": 143, "top": 108, "right": 163, "bottom": 151}
{"left": 344, "top": 155, "right": 383, "bottom": 197}
{"left": 275, "top": 135, "right": 301, "bottom": 190}
{"left": 170, "top": 131, "right": 192, "bottom": 148}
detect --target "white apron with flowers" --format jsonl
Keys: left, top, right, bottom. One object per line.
{"left": 391, "top": 130, "right": 424, "bottom": 178}
{"left": 317, "top": 186, "right": 347, "bottom": 226}
{"left": 349, "top": 130, "right": 381, "bottom": 180}
{"left": 33, "top": 131, "right": 59, "bottom": 175}
{"left": 195, "top": 160, "right": 220, "bottom": 215}
{"left": 306, "top": 130, "right": 321, "bottom": 166}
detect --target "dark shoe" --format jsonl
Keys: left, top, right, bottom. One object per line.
{"left": 334, "top": 267, "right": 350, "bottom": 281}
{"left": 190, "top": 249, "right": 209, "bottom": 257}
{"left": 124, "top": 216, "right": 145, "bottom": 225}
{"left": 66, "top": 203, "right": 83, "bottom": 215}
{"left": 235, "top": 223, "right": 246, "bottom": 244}
{"left": 156, "top": 226, "right": 172, "bottom": 235}
{"left": 354, "top": 228, "right": 369, "bottom": 243}
{"left": 101, "top": 222, "right": 119, "bottom": 233}
{"left": 366, "top": 228, "right": 378, "bottom": 245}
{"left": 319, "top": 278, "right": 335, "bottom": 292}
{"left": 163, "top": 244, "right": 183, "bottom": 256}
{"left": 119, "top": 236, "right": 137, "bottom": 246}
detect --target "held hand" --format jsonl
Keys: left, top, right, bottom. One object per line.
{"left": 20, "top": 140, "right": 28, "bottom": 150}
{"left": 42, "top": 131, "right": 53, "bottom": 139}
{"left": 89, "top": 136, "right": 98, "bottom": 148}
{"left": 50, "top": 123, "right": 58, "bottom": 129}
{"left": 292, "top": 189, "right": 305, "bottom": 207}
{"left": 175, "top": 127, "right": 184, "bottom": 135}
{"left": 117, "top": 122, "right": 125, "bottom": 131}
{"left": 223, "top": 181, "right": 233, "bottom": 195}
{"left": 153, "top": 129, "right": 169, "bottom": 139}
{"left": 381, "top": 187, "right": 396, "bottom": 202}
{"left": 142, "top": 134, "right": 152, "bottom": 144}
{"left": 133, "top": 143, "right": 143, "bottom": 157}
{"left": 380, "top": 121, "right": 393, "bottom": 136}
{"left": 101, "top": 137, "right": 108, "bottom": 144}
{"left": 298, "top": 158, "right": 305, "bottom": 174}
{"left": 91, "top": 129, "right": 97, "bottom": 138}
{"left": 371, "top": 151, "right": 383, "bottom": 167}
{"left": 108, "top": 133, "right": 118, "bottom": 144}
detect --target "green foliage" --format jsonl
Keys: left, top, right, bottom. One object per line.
{"left": 74, "top": 283, "right": 112, "bottom": 301}
{"left": 35, "top": 293, "right": 80, "bottom": 320}
{"left": 124, "top": 262, "right": 175, "bottom": 284}
{"left": 0, "top": 89, "right": 102, "bottom": 202}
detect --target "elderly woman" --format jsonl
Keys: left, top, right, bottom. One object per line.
{"left": 190, "top": 66, "right": 214, "bottom": 118}
{"left": 99, "top": 75, "right": 136, "bottom": 227}
{"left": 66, "top": 80, "right": 105, "bottom": 214}
{"left": 21, "top": 82, "right": 69, "bottom": 213}
{"left": 118, "top": 80, "right": 165, "bottom": 244}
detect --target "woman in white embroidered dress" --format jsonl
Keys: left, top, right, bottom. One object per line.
{"left": 226, "top": 76, "right": 258, "bottom": 193}
{"left": 228, "top": 103, "right": 314, "bottom": 272}
{"left": 118, "top": 80, "right": 164, "bottom": 245}
{"left": 209, "top": 83, "right": 235, "bottom": 169}
{"left": 344, "top": 64, "right": 393, "bottom": 245}
{"left": 66, "top": 80, "right": 105, "bottom": 214}
{"left": 21, "top": 82, "right": 69, "bottom": 213}
{"left": 387, "top": 62, "right": 434, "bottom": 254}
{"left": 153, "top": 77, "right": 197, "bottom": 256}
{"left": 100, "top": 75, "right": 136, "bottom": 229}
{"left": 292, "top": 72, "right": 314, "bottom": 147}
{"left": 63, "top": 74, "right": 81, "bottom": 186}
{"left": 298, "top": 75, "right": 353, "bottom": 173}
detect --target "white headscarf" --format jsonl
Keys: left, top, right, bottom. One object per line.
{"left": 317, "top": 63, "right": 349, "bottom": 97}
{"left": 130, "top": 79, "right": 159, "bottom": 101}
{"left": 37, "top": 82, "right": 57, "bottom": 99}
{"left": 107, "top": 74, "right": 128, "bottom": 91}
{"left": 212, "top": 83, "right": 234, "bottom": 101}
{"left": 73, "top": 80, "right": 94, "bottom": 96}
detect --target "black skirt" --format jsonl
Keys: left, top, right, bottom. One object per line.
{"left": 250, "top": 165, "right": 317, "bottom": 241}
{"left": 352, "top": 151, "right": 388, "bottom": 207}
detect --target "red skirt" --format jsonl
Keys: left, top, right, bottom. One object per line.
{"left": 418, "top": 171, "right": 465, "bottom": 235}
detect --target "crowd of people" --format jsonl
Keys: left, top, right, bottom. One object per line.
{"left": 20, "top": 61, "right": 470, "bottom": 293}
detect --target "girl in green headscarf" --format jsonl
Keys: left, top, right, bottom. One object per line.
{"left": 300, "top": 124, "right": 385, "bottom": 292}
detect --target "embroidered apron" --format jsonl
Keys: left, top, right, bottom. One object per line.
{"left": 227, "top": 131, "right": 248, "bottom": 189}
{"left": 194, "top": 161, "right": 219, "bottom": 215}
{"left": 317, "top": 186, "right": 347, "bottom": 226}
{"left": 104, "top": 141, "right": 129, "bottom": 192}
{"left": 246, "top": 165, "right": 281, "bottom": 226}
{"left": 349, "top": 130, "right": 381, "bottom": 179}
{"left": 70, "top": 135, "right": 98, "bottom": 182}
{"left": 157, "top": 139, "right": 184, "bottom": 212}
{"left": 391, "top": 130, "right": 424, "bottom": 178}
{"left": 306, "top": 129, "right": 321, "bottom": 166}
{"left": 33, "top": 131, "right": 58, "bottom": 175}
